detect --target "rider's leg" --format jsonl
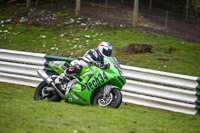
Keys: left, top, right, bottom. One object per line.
{"left": 55, "top": 59, "right": 87, "bottom": 85}
{"left": 65, "top": 59, "right": 88, "bottom": 77}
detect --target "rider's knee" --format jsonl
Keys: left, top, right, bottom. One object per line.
{"left": 65, "top": 64, "right": 82, "bottom": 76}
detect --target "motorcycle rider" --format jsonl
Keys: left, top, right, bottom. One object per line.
{"left": 55, "top": 41, "right": 112, "bottom": 84}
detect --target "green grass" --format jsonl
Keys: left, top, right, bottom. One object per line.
{"left": 0, "top": 83, "right": 200, "bottom": 133}
{"left": 0, "top": 23, "right": 200, "bottom": 76}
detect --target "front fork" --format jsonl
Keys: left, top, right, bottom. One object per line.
{"left": 99, "top": 84, "right": 112, "bottom": 100}
{"left": 103, "top": 84, "right": 112, "bottom": 96}
{"left": 101, "top": 84, "right": 121, "bottom": 99}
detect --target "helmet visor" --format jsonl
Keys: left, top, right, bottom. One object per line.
{"left": 102, "top": 48, "right": 112, "bottom": 57}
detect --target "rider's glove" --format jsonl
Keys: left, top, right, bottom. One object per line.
{"left": 104, "top": 63, "right": 110, "bottom": 69}
{"left": 91, "top": 62, "right": 110, "bottom": 69}
{"left": 92, "top": 62, "right": 101, "bottom": 67}
{"left": 101, "top": 63, "right": 110, "bottom": 70}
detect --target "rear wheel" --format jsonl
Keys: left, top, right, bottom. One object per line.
{"left": 92, "top": 88, "right": 122, "bottom": 108}
{"left": 34, "top": 81, "right": 62, "bottom": 102}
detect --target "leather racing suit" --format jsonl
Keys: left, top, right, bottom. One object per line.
{"left": 55, "top": 49, "right": 109, "bottom": 84}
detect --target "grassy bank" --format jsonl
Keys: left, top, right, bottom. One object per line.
{"left": 0, "top": 83, "right": 200, "bottom": 133}
{"left": 0, "top": 2, "right": 200, "bottom": 77}
{"left": 0, "top": 23, "right": 200, "bottom": 77}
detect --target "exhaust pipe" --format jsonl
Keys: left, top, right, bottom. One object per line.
{"left": 37, "top": 70, "right": 53, "bottom": 84}
{"left": 37, "top": 70, "right": 67, "bottom": 101}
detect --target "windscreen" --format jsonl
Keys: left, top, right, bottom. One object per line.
{"left": 107, "top": 57, "right": 123, "bottom": 75}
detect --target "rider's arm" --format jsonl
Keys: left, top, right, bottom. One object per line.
{"left": 80, "top": 49, "right": 110, "bottom": 69}
{"left": 80, "top": 49, "right": 98, "bottom": 65}
{"left": 90, "top": 61, "right": 109, "bottom": 69}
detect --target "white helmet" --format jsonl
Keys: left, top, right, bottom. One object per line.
{"left": 97, "top": 41, "right": 112, "bottom": 58}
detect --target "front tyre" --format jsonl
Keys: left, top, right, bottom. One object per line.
{"left": 93, "top": 88, "right": 122, "bottom": 108}
{"left": 34, "top": 81, "right": 62, "bottom": 102}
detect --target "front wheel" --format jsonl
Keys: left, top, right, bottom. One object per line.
{"left": 92, "top": 88, "right": 122, "bottom": 108}
{"left": 34, "top": 81, "right": 62, "bottom": 102}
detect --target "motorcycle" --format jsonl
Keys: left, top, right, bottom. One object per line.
{"left": 34, "top": 57, "right": 126, "bottom": 108}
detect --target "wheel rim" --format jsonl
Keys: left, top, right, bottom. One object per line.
{"left": 40, "top": 85, "right": 54, "bottom": 100}
{"left": 98, "top": 93, "right": 113, "bottom": 106}
{"left": 41, "top": 86, "right": 50, "bottom": 97}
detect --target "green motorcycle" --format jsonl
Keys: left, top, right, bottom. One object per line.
{"left": 34, "top": 57, "right": 126, "bottom": 108}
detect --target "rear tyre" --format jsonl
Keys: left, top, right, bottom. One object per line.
{"left": 34, "top": 81, "right": 62, "bottom": 102}
{"left": 93, "top": 88, "right": 122, "bottom": 108}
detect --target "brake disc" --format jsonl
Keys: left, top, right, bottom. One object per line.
{"left": 98, "top": 93, "right": 113, "bottom": 106}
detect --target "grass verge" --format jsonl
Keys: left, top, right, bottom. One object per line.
{"left": 0, "top": 83, "right": 200, "bottom": 133}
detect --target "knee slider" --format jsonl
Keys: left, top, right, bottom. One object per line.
{"left": 64, "top": 65, "right": 82, "bottom": 76}
{"left": 74, "top": 64, "right": 83, "bottom": 74}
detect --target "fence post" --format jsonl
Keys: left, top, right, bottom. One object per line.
{"left": 165, "top": 10, "right": 168, "bottom": 29}
{"left": 104, "top": 0, "right": 108, "bottom": 19}
{"left": 185, "top": 0, "right": 189, "bottom": 17}
{"left": 76, "top": 0, "right": 81, "bottom": 15}
{"left": 149, "top": 0, "right": 152, "bottom": 9}
{"left": 133, "top": 0, "right": 139, "bottom": 28}
{"left": 105, "top": 0, "right": 108, "bottom": 13}
{"left": 27, "top": 0, "right": 31, "bottom": 7}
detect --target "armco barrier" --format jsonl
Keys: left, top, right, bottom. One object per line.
{"left": 0, "top": 49, "right": 200, "bottom": 115}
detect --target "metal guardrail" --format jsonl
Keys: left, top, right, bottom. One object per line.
{"left": 0, "top": 49, "right": 200, "bottom": 115}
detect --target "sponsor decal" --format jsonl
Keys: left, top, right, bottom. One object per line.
{"left": 75, "top": 92, "right": 87, "bottom": 102}
{"left": 81, "top": 85, "right": 86, "bottom": 91}
{"left": 69, "top": 97, "right": 73, "bottom": 101}
{"left": 71, "top": 93, "right": 79, "bottom": 101}
{"left": 85, "top": 72, "right": 108, "bottom": 91}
